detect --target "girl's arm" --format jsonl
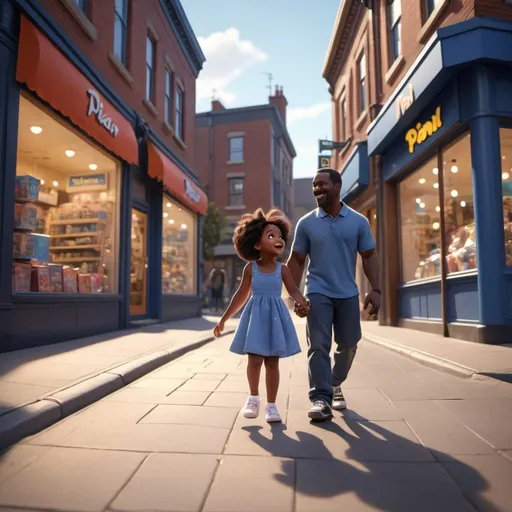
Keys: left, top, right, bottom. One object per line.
{"left": 281, "top": 264, "right": 309, "bottom": 308}
{"left": 214, "top": 263, "right": 252, "bottom": 336}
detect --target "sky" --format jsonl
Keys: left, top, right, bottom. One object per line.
{"left": 180, "top": 0, "right": 340, "bottom": 179}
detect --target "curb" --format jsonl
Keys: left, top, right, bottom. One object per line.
{"left": 0, "top": 330, "right": 234, "bottom": 450}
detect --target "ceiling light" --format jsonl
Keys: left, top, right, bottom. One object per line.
{"left": 416, "top": 198, "right": 421, "bottom": 204}
{"left": 166, "top": 202, "right": 172, "bottom": 208}
{"left": 30, "top": 126, "right": 43, "bottom": 135}
{"left": 52, "top": 180, "right": 59, "bottom": 188}
{"left": 460, "top": 200, "right": 467, "bottom": 207}
{"left": 432, "top": 222, "right": 440, "bottom": 230}
{"left": 419, "top": 202, "right": 425, "bottom": 209}
{"left": 163, "top": 212, "right": 169, "bottom": 218}
{"left": 168, "top": 219, "right": 174, "bottom": 225}
{"left": 503, "top": 156, "right": 506, "bottom": 160}
{"left": 433, "top": 183, "right": 439, "bottom": 189}
{"left": 65, "top": 150, "right": 75, "bottom": 158}
{"left": 89, "top": 164, "right": 98, "bottom": 171}
{"left": 432, "top": 168, "right": 439, "bottom": 175}
{"left": 419, "top": 178, "right": 426, "bottom": 184}
{"left": 436, "top": 206, "right": 441, "bottom": 212}
{"left": 451, "top": 165, "right": 458, "bottom": 173}
{"left": 181, "top": 223, "right": 187, "bottom": 229}
{"left": 451, "top": 189, "right": 458, "bottom": 197}
{"left": 503, "top": 172, "right": 510, "bottom": 180}
{"left": 40, "top": 179, "right": 45, "bottom": 186}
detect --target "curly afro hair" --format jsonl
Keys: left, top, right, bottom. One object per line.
{"left": 232, "top": 208, "right": 292, "bottom": 261}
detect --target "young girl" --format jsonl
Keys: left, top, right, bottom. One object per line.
{"left": 213, "top": 208, "right": 309, "bottom": 423}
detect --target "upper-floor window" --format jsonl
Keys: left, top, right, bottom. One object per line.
{"left": 228, "top": 177, "right": 244, "bottom": 206}
{"left": 175, "top": 87, "right": 184, "bottom": 141}
{"left": 425, "top": 0, "right": 441, "bottom": 18}
{"left": 229, "top": 136, "right": 244, "bottom": 162}
{"left": 146, "top": 35, "right": 156, "bottom": 103}
{"left": 358, "top": 54, "right": 366, "bottom": 114}
{"left": 388, "top": 0, "right": 402, "bottom": 62}
{"left": 75, "top": 0, "right": 88, "bottom": 14}
{"left": 341, "top": 98, "right": 347, "bottom": 140}
{"left": 164, "top": 69, "right": 173, "bottom": 125}
{"left": 113, "top": 0, "right": 129, "bottom": 65}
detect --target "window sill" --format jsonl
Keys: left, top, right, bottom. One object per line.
{"left": 418, "top": 0, "right": 450, "bottom": 44}
{"left": 339, "top": 136, "right": 353, "bottom": 157}
{"left": 226, "top": 160, "right": 244, "bottom": 165}
{"left": 58, "top": 0, "right": 97, "bottom": 41}
{"left": 225, "top": 205, "right": 246, "bottom": 211}
{"left": 108, "top": 53, "right": 134, "bottom": 86}
{"left": 162, "top": 121, "right": 174, "bottom": 135}
{"left": 355, "top": 110, "right": 368, "bottom": 132}
{"left": 143, "top": 99, "right": 159, "bottom": 118}
{"left": 385, "top": 54, "right": 405, "bottom": 85}
{"left": 173, "top": 134, "right": 187, "bottom": 150}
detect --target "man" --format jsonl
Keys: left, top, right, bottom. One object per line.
{"left": 206, "top": 262, "right": 227, "bottom": 313}
{"left": 287, "top": 168, "right": 380, "bottom": 421}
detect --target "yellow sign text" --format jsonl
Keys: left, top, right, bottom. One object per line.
{"left": 405, "top": 107, "right": 443, "bottom": 153}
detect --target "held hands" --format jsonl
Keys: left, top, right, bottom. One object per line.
{"left": 364, "top": 290, "right": 381, "bottom": 317}
{"left": 293, "top": 299, "right": 310, "bottom": 318}
{"left": 213, "top": 321, "right": 225, "bottom": 338}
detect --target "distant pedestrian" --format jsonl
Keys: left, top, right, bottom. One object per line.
{"left": 288, "top": 168, "right": 380, "bottom": 421}
{"left": 214, "top": 208, "right": 309, "bottom": 423}
{"left": 206, "top": 261, "right": 227, "bottom": 313}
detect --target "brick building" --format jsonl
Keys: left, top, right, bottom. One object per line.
{"left": 323, "top": 0, "right": 512, "bottom": 344}
{"left": 196, "top": 88, "right": 296, "bottom": 293}
{"left": 0, "top": 0, "right": 207, "bottom": 351}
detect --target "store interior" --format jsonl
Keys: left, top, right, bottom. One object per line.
{"left": 13, "top": 94, "right": 120, "bottom": 294}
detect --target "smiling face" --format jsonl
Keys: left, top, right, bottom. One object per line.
{"left": 313, "top": 171, "right": 341, "bottom": 209}
{"left": 255, "top": 224, "right": 285, "bottom": 257}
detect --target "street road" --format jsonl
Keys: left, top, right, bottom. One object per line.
{"left": 0, "top": 319, "right": 511, "bottom": 511}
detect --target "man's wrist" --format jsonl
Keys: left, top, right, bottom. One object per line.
{"left": 371, "top": 289, "right": 382, "bottom": 294}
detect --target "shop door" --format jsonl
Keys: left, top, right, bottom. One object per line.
{"left": 130, "top": 209, "right": 148, "bottom": 316}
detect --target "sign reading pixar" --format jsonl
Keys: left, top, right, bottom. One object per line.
{"left": 405, "top": 107, "right": 443, "bottom": 153}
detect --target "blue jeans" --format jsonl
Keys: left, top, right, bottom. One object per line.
{"left": 306, "top": 293, "right": 361, "bottom": 405}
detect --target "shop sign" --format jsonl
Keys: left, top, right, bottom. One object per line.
{"left": 405, "top": 107, "right": 443, "bottom": 154}
{"left": 318, "top": 156, "right": 331, "bottom": 168}
{"left": 396, "top": 84, "right": 415, "bottom": 119}
{"left": 87, "top": 89, "right": 119, "bottom": 137}
{"left": 184, "top": 179, "right": 201, "bottom": 203}
{"left": 67, "top": 174, "right": 108, "bottom": 192}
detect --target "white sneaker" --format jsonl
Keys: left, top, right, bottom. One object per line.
{"left": 243, "top": 395, "right": 260, "bottom": 418}
{"left": 333, "top": 386, "right": 347, "bottom": 410}
{"left": 265, "top": 404, "right": 282, "bottom": 423}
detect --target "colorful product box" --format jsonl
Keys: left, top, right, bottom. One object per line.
{"left": 78, "top": 274, "right": 92, "bottom": 293}
{"left": 32, "top": 234, "right": 50, "bottom": 263}
{"left": 12, "top": 262, "right": 32, "bottom": 292}
{"left": 13, "top": 232, "right": 34, "bottom": 259}
{"left": 30, "top": 264, "right": 52, "bottom": 292}
{"left": 48, "top": 264, "right": 64, "bottom": 292}
{"left": 15, "top": 203, "right": 37, "bottom": 230}
{"left": 63, "top": 266, "right": 78, "bottom": 293}
{"left": 15, "top": 175, "right": 40, "bottom": 202}
{"left": 90, "top": 273, "right": 102, "bottom": 293}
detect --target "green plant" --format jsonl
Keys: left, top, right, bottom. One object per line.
{"left": 203, "top": 201, "right": 227, "bottom": 260}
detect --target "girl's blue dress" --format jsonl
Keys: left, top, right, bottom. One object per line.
{"left": 229, "top": 261, "right": 302, "bottom": 358}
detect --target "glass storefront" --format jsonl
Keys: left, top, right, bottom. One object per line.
{"left": 13, "top": 94, "right": 120, "bottom": 294}
{"left": 500, "top": 127, "right": 512, "bottom": 266}
{"left": 162, "top": 196, "right": 197, "bottom": 294}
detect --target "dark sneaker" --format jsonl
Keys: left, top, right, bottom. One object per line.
{"left": 333, "top": 386, "right": 347, "bottom": 410}
{"left": 308, "top": 400, "right": 333, "bottom": 421}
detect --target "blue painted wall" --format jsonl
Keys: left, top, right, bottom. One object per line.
{"left": 340, "top": 142, "right": 369, "bottom": 203}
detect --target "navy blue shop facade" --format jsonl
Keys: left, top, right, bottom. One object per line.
{"left": 367, "top": 17, "right": 512, "bottom": 344}
{"left": 0, "top": 1, "right": 206, "bottom": 352}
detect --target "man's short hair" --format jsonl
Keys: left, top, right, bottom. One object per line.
{"left": 316, "top": 167, "right": 342, "bottom": 187}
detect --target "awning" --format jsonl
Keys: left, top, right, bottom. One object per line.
{"left": 340, "top": 142, "right": 369, "bottom": 203}
{"left": 16, "top": 15, "right": 138, "bottom": 165}
{"left": 147, "top": 141, "right": 207, "bottom": 215}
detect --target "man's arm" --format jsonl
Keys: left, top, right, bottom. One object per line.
{"left": 361, "top": 248, "right": 379, "bottom": 290}
{"left": 358, "top": 218, "right": 380, "bottom": 315}
{"left": 287, "top": 252, "right": 308, "bottom": 288}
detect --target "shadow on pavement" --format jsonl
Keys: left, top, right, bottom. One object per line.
{"left": 243, "top": 415, "right": 498, "bottom": 512}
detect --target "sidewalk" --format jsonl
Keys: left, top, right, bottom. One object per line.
{"left": 0, "top": 316, "right": 237, "bottom": 448}
{"left": 362, "top": 322, "right": 512, "bottom": 383}
{"left": 0, "top": 320, "right": 510, "bottom": 511}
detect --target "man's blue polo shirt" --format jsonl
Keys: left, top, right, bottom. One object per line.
{"left": 291, "top": 203, "right": 376, "bottom": 299}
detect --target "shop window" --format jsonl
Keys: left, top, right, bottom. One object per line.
{"left": 400, "top": 155, "right": 441, "bottom": 282}
{"left": 75, "top": 0, "right": 88, "bottom": 14}
{"left": 358, "top": 54, "right": 366, "bottom": 114}
{"left": 425, "top": 0, "right": 441, "bottom": 18}
{"left": 13, "top": 95, "right": 120, "bottom": 294}
{"left": 175, "top": 87, "right": 184, "bottom": 141}
{"left": 388, "top": 0, "right": 402, "bottom": 63}
{"left": 164, "top": 68, "right": 173, "bottom": 125}
{"left": 499, "top": 128, "right": 512, "bottom": 266}
{"left": 113, "top": 0, "right": 129, "bottom": 65}
{"left": 228, "top": 177, "right": 244, "bottom": 206}
{"left": 229, "top": 136, "right": 243, "bottom": 162}
{"left": 162, "top": 197, "right": 197, "bottom": 294}
{"left": 146, "top": 35, "right": 156, "bottom": 103}
{"left": 442, "top": 134, "right": 476, "bottom": 274}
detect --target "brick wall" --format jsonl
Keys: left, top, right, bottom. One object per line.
{"left": 38, "top": 0, "right": 197, "bottom": 170}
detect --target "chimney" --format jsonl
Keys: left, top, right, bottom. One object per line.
{"left": 211, "top": 99, "right": 225, "bottom": 111}
{"left": 269, "top": 84, "right": 287, "bottom": 125}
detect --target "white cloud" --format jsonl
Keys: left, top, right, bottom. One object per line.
{"left": 288, "top": 102, "right": 331, "bottom": 125}
{"left": 197, "top": 28, "right": 267, "bottom": 106}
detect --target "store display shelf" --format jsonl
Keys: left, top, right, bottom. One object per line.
{"left": 50, "top": 219, "right": 107, "bottom": 226}
{"left": 50, "top": 245, "right": 102, "bottom": 251}
{"left": 51, "top": 233, "right": 100, "bottom": 239}
{"left": 52, "top": 257, "right": 101, "bottom": 263}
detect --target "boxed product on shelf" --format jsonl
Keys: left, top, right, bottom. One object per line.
{"left": 49, "top": 264, "right": 64, "bottom": 292}
{"left": 12, "top": 262, "right": 32, "bottom": 292}
{"left": 15, "top": 203, "right": 38, "bottom": 230}
{"left": 13, "top": 232, "right": 35, "bottom": 259}
{"left": 31, "top": 263, "right": 52, "bottom": 292}
{"left": 78, "top": 273, "right": 92, "bottom": 293}
{"left": 15, "top": 175, "right": 40, "bottom": 202}
{"left": 32, "top": 233, "right": 50, "bottom": 263}
{"left": 90, "top": 273, "right": 102, "bottom": 293}
{"left": 62, "top": 266, "right": 78, "bottom": 292}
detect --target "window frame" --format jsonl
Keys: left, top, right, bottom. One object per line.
{"left": 229, "top": 136, "right": 244, "bottom": 163}
{"left": 175, "top": 85, "right": 184, "bottom": 141}
{"left": 75, "top": 0, "right": 88, "bottom": 14}
{"left": 358, "top": 53, "right": 367, "bottom": 114}
{"left": 388, "top": 0, "right": 402, "bottom": 63}
{"left": 113, "top": 0, "right": 129, "bottom": 65}
{"left": 425, "top": 0, "right": 440, "bottom": 19}
{"left": 228, "top": 177, "right": 244, "bottom": 206}
{"left": 145, "top": 35, "right": 156, "bottom": 104}
{"left": 340, "top": 96, "right": 347, "bottom": 141}
{"left": 164, "top": 68, "right": 173, "bottom": 126}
